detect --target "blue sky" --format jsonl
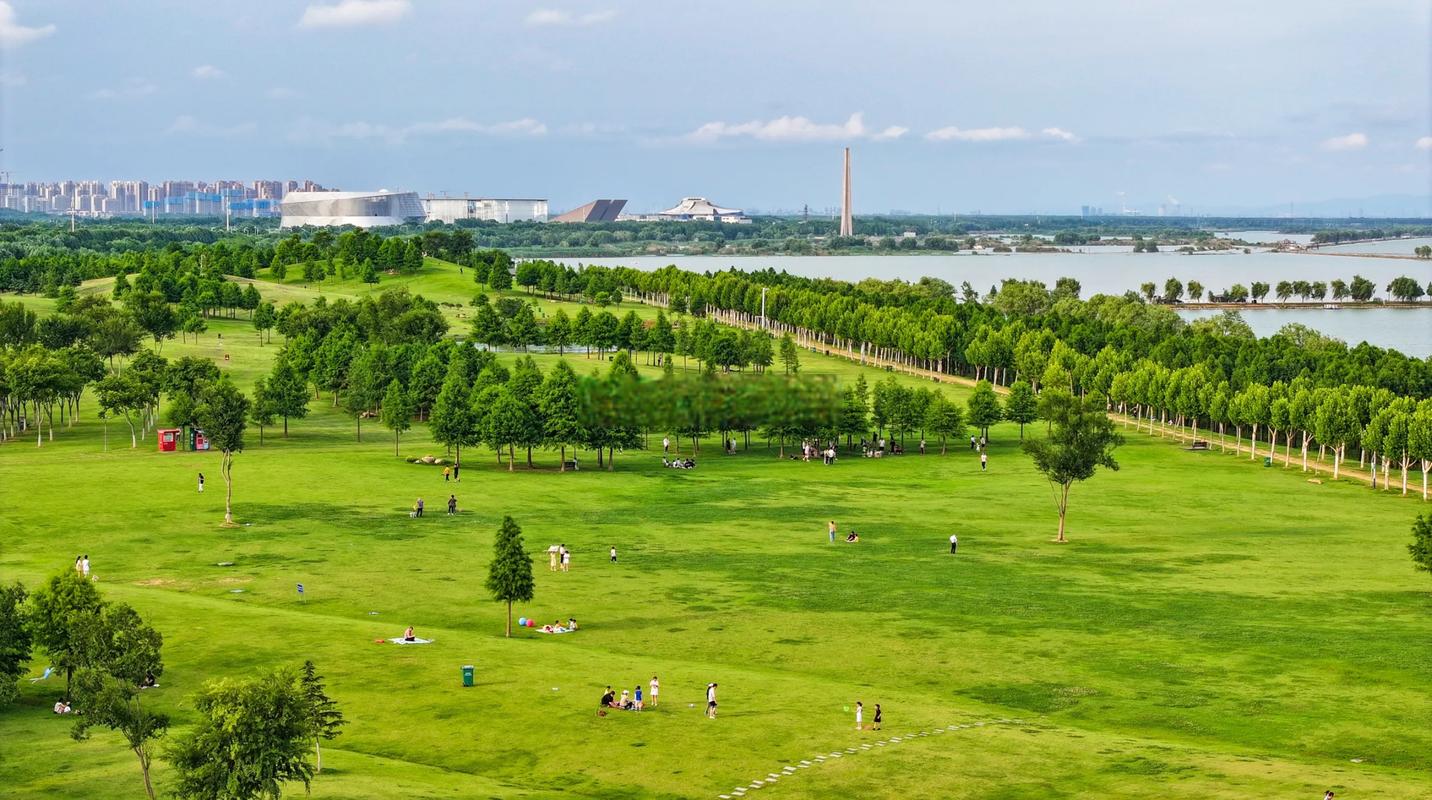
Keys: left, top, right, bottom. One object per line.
{"left": 1, "top": 0, "right": 1428, "bottom": 215}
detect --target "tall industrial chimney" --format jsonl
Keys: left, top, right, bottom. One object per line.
{"left": 839, "top": 147, "right": 853, "bottom": 237}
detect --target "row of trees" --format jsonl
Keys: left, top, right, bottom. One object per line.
{"left": 0, "top": 568, "right": 343, "bottom": 799}
{"left": 1107, "top": 363, "right": 1432, "bottom": 496}
{"left": 1142, "top": 274, "right": 1430, "bottom": 304}
{"left": 601, "top": 265, "right": 1427, "bottom": 398}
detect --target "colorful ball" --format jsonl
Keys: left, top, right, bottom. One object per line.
{"left": 518, "top": 617, "right": 527, "bottom": 626}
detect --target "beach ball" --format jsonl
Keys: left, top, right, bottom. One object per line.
{"left": 526, "top": 619, "right": 535, "bottom": 627}
{"left": 518, "top": 617, "right": 527, "bottom": 626}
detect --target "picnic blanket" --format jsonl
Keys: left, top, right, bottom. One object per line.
{"left": 390, "top": 637, "right": 434, "bottom": 645}
{"left": 535, "top": 627, "right": 573, "bottom": 635}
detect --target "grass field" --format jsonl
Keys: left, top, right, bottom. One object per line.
{"left": 2, "top": 261, "right": 1430, "bottom": 799}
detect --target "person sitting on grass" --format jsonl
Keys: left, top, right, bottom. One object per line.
{"left": 53, "top": 700, "right": 72, "bottom": 714}
{"left": 599, "top": 687, "right": 616, "bottom": 715}
{"left": 845, "top": 530, "right": 860, "bottom": 543}
{"left": 568, "top": 617, "right": 578, "bottom": 630}
{"left": 403, "top": 625, "right": 416, "bottom": 642}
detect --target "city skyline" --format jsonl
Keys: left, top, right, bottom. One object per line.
{"left": 0, "top": 0, "right": 1429, "bottom": 216}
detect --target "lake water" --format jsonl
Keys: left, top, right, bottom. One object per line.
{"left": 1317, "top": 236, "right": 1432, "bottom": 256}
{"left": 555, "top": 253, "right": 1432, "bottom": 357}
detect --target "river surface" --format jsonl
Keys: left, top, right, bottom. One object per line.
{"left": 554, "top": 253, "right": 1432, "bottom": 358}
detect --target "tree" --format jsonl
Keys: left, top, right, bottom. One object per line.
{"left": 485, "top": 516, "right": 535, "bottom": 637}
{"left": 1162, "top": 277, "right": 1183, "bottom": 303}
{"left": 71, "top": 603, "right": 167, "bottom": 800}
{"left": 266, "top": 358, "right": 309, "bottom": 437}
{"left": 486, "top": 386, "right": 533, "bottom": 471}
{"left": 27, "top": 568, "right": 104, "bottom": 700}
{"left": 429, "top": 361, "right": 476, "bottom": 463}
{"left": 924, "top": 395, "right": 966, "bottom": 454}
{"left": 342, "top": 348, "right": 385, "bottom": 442}
{"left": 167, "top": 667, "right": 316, "bottom": 800}
{"left": 0, "top": 582, "right": 29, "bottom": 706}
{"left": 253, "top": 302, "right": 277, "bottom": 344}
{"left": 1411, "top": 515, "right": 1432, "bottom": 577}
{"left": 381, "top": 380, "right": 413, "bottom": 456}
{"left": 546, "top": 309, "right": 572, "bottom": 355}
{"left": 296, "top": 661, "right": 345, "bottom": 774}
{"left": 1386, "top": 275, "right": 1426, "bottom": 303}
{"left": 1187, "top": 280, "right": 1204, "bottom": 302}
{"left": 1250, "top": 281, "right": 1270, "bottom": 303}
{"left": 1021, "top": 392, "right": 1124, "bottom": 543}
{"left": 1349, "top": 274, "right": 1376, "bottom": 301}
{"left": 966, "top": 380, "right": 1002, "bottom": 440}
{"left": 1139, "top": 282, "right": 1157, "bottom": 302}
{"left": 537, "top": 360, "right": 581, "bottom": 470}
{"left": 778, "top": 333, "right": 801, "bottom": 374}
{"left": 194, "top": 377, "right": 249, "bottom": 526}
{"left": 249, "top": 377, "right": 278, "bottom": 446}
{"left": 1004, "top": 380, "right": 1039, "bottom": 438}
{"left": 96, "top": 370, "right": 150, "bottom": 448}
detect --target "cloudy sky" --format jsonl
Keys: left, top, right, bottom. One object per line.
{"left": 0, "top": 0, "right": 1428, "bottom": 215}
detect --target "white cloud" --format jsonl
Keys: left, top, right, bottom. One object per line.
{"left": 290, "top": 116, "right": 547, "bottom": 145}
{"left": 90, "top": 78, "right": 158, "bottom": 101}
{"left": 525, "top": 9, "right": 616, "bottom": 27}
{"left": 925, "top": 125, "right": 1078, "bottom": 143}
{"left": 298, "top": 0, "right": 410, "bottom": 29}
{"left": 165, "top": 115, "right": 257, "bottom": 137}
{"left": 266, "top": 87, "right": 300, "bottom": 100}
{"left": 191, "top": 64, "right": 226, "bottom": 80}
{"left": 0, "top": 1, "right": 55, "bottom": 47}
{"left": 683, "top": 112, "right": 906, "bottom": 144}
{"left": 1416, "top": 136, "right": 1432, "bottom": 151}
{"left": 1320, "top": 132, "right": 1368, "bottom": 151}
{"left": 926, "top": 126, "right": 1027, "bottom": 142}
{"left": 0, "top": 69, "right": 26, "bottom": 87}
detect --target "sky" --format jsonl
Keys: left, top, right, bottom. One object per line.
{"left": 1, "top": 0, "right": 1429, "bottom": 216}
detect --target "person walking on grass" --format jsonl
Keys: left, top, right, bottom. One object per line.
{"left": 453, "top": 462, "right": 460, "bottom": 482}
{"left": 81, "top": 555, "right": 90, "bottom": 580}
{"left": 950, "top": 533, "right": 958, "bottom": 554}
{"left": 873, "top": 703, "right": 882, "bottom": 730}
{"left": 919, "top": 439, "right": 926, "bottom": 455}
{"left": 634, "top": 685, "right": 644, "bottom": 711}
{"left": 855, "top": 701, "right": 863, "bottom": 731}
{"left": 446, "top": 495, "right": 457, "bottom": 516}
{"left": 829, "top": 520, "right": 837, "bottom": 544}
{"left": 561, "top": 546, "right": 570, "bottom": 572}
{"left": 706, "top": 683, "right": 718, "bottom": 718}
{"left": 649, "top": 676, "right": 659, "bottom": 707}
{"left": 610, "top": 546, "right": 618, "bottom": 564}
{"left": 980, "top": 450, "right": 988, "bottom": 472}
{"left": 415, "top": 497, "right": 424, "bottom": 517}
{"left": 663, "top": 436, "right": 670, "bottom": 455}
{"left": 198, "top": 472, "right": 205, "bottom": 493}
{"left": 443, "top": 465, "right": 451, "bottom": 482}
{"left": 970, "top": 435, "right": 977, "bottom": 451}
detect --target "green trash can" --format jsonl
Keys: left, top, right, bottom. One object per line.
{"left": 461, "top": 665, "right": 474, "bottom": 687}
{"left": 1264, "top": 456, "right": 1272, "bottom": 467}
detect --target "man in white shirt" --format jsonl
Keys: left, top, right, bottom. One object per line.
{"left": 950, "top": 534, "right": 958, "bottom": 555}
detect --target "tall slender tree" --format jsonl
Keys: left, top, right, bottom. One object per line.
{"left": 485, "top": 516, "right": 535, "bottom": 637}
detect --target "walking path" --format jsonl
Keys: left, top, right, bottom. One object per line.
{"left": 714, "top": 718, "right": 1025, "bottom": 798}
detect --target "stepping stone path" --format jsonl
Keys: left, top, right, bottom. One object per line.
{"left": 711, "top": 718, "right": 1025, "bottom": 797}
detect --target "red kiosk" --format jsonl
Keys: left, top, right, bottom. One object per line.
{"left": 158, "top": 428, "right": 181, "bottom": 452}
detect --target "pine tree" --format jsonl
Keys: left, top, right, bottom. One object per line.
{"left": 485, "top": 516, "right": 535, "bottom": 637}
{"left": 538, "top": 360, "right": 581, "bottom": 470}
{"left": 429, "top": 361, "right": 476, "bottom": 463}
{"left": 381, "top": 380, "right": 413, "bottom": 456}
{"left": 296, "top": 661, "right": 345, "bottom": 774}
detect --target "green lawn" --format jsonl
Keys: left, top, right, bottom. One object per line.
{"left": 2, "top": 264, "right": 1431, "bottom": 799}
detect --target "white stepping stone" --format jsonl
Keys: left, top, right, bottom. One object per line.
{"left": 797, "top": 764, "right": 809, "bottom": 769}
{"left": 799, "top": 760, "right": 812, "bottom": 765}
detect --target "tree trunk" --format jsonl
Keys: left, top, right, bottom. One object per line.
{"left": 136, "top": 748, "right": 155, "bottom": 800}
{"left": 505, "top": 600, "right": 512, "bottom": 637}
{"left": 1055, "top": 483, "right": 1070, "bottom": 543}
{"left": 560, "top": 445, "right": 567, "bottom": 472}
{"left": 508, "top": 445, "right": 515, "bottom": 472}
{"left": 222, "top": 451, "right": 235, "bottom": 525}
{"left": 394, "top": 430, "right": 400, "bottom": 456}
{"left": 316, "top": 739, "right": 323, "bottom": 774}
